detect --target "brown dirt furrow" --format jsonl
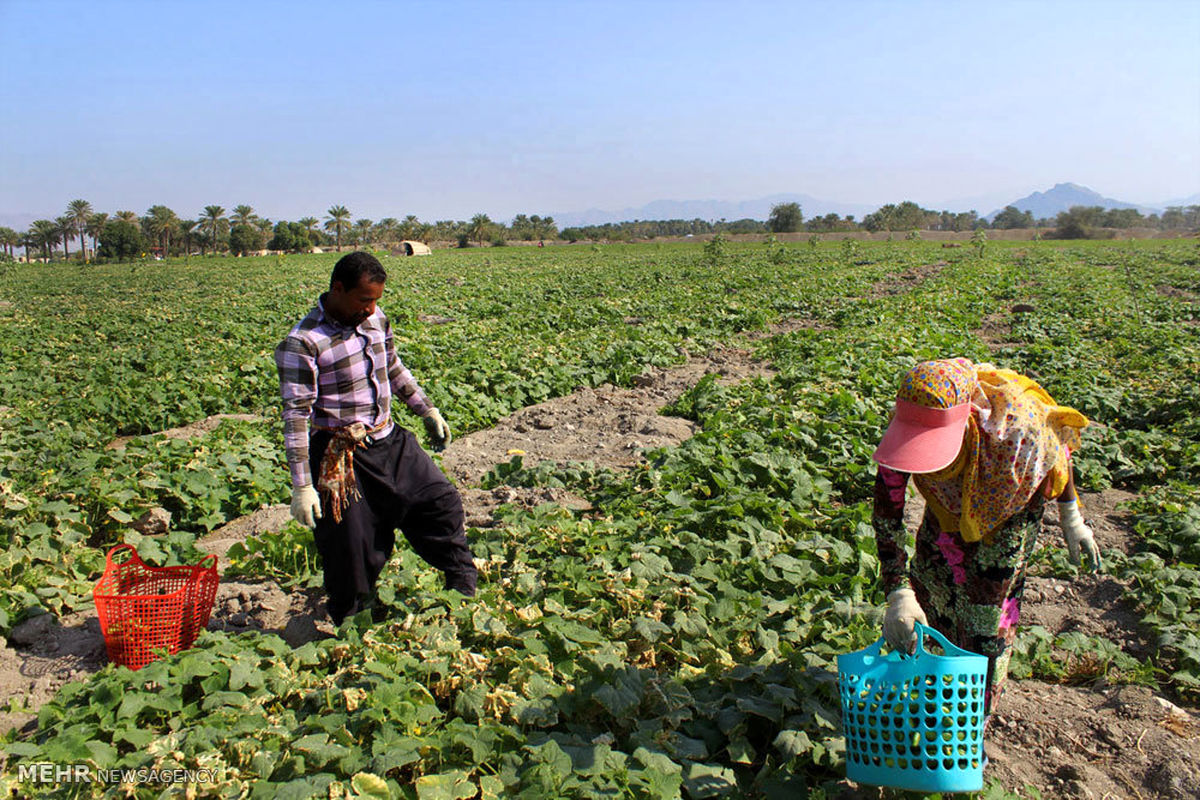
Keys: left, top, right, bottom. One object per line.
{"left": 439, "top": 341, "right": 772, "bottom": 487}
{"left": 107, "top": 413, "right": 266, "bottom": 450}
{"left": 866, "top": 260, "right": 948, "bottom": 298}
{"left": 988, "top": 682, "right": 1200, "bottom": 799}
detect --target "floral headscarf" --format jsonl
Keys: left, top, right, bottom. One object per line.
{"left": 905, "top": 358, "right": 1088, "bottom": 543}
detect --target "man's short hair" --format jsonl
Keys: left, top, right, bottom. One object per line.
{"left": 331, "top": 251, "right": 387, "bottom": 289}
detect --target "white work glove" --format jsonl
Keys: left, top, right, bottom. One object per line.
{"left": 290, "top": 484, "right": 322, "bottom": 529}
{"left": 883, "top": 587, "right": 928, "bottom": 653}
{"left": 1058, "top": 499, "right": 1101, "bottom": 572}
{"left": 423, "top": 407, "right": 452, "bottom": 450}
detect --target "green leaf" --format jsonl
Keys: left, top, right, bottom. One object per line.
{"left": 414, "top": 770, "right": 475, "bottom": 800}
{"left": 107, "top": 508, "right": 133, "bottom": 524}
{"left": 593, "top": 668, "right": 644, "bottom": 716}
{"left": 350, "top": 772, "right": 391, "bottom": 799}
{"left": 86, "top": 740, "right": 118, "bottom": 764}
{"left": 202, "top": 691, "right": 251, "bottom": 710}
{"left": 116, "top": 692, "right": 151, "bottom": 721}
{"left": 229, "top": 659, "right": 261, "bottom": 691}
{"left": 524, "top": 740, "right": 573, "bottom": 777}
{"left": 772, "top": 729, "right": 813, "bottom": 760}
{"left": 292, "top": 733, "right": 351, "bottom": 768}
{"left": 41, "top": 733, "right": 92, "bottom": 762}
{"left": 6, "top": 741, "right": 42, "bottom": 758}
{"left": 726, "top": 736, "right": 755, "bottom": 765}
{"left": 755, "top": 626, "right": 779, "bottom": 652}
{"left": 735, "top": 695, "right": 782, "bottom": 722}
{"left": 756, "top": 769, "right": 808, "bottom": 800}
{"left": 665, "top": 734, "right": 708, "bottom": 760}
{"left": 369, "top": 739, "right": 421, "bottom": 775}
{"left": 634, "top": 616, "right": 671, "bottom": 642}
{"left": 682, "top": 763, "right": 738, "bottom": 799}
{"left": 114, "top": 728, "right": 158, "bottom": 749}
{"left": 478, "top": 775, "right": 506, "bottom": 799}
{"left": 251, "top": 775, "right": 336, "bottom": 800}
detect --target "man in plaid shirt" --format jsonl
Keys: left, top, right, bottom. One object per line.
{"left": 275, "top": 251, "right": 477, "bottom": 623}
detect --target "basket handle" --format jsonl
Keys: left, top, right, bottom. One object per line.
{"left": 913, "top": 621, "right": 977, "bottom": 659}
{"left": 105, "top": 543, "right": 141, "bottom": 568}
{"left": 861, "top": 637, "right": 885, "bottom": 659}
{"left": 197, "top": 554, "right": 218, "bottom": 571}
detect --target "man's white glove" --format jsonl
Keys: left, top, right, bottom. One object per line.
{"left": 883, "top": 587, "right": 928, "bottom": 653}
{"left": 1058, "top": 499, "right": 1101, "bottom": 572}
{"left": 423, "top": 407, "right": 452, "bottom": 450}
{"left": 290, "top": 484, "right": 322, "bottom": 529}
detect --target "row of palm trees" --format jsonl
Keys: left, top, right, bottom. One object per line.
{"left": 0, "top": 202, "right": 364, "bottom": 261}
{"left": 0, "top": 199, "right": 98, "bottom": 261}
{"left": 2, "top": 201, "right": 561, "bottom": 262}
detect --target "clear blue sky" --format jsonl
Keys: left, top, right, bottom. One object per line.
{"left": 2, "top": 0, "right": 1198, "bottom": 225}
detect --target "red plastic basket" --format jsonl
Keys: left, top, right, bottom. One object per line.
{"left": 93, "top": 544, "right": 219, "bottom": 670}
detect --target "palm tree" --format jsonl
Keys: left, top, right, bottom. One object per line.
{"left": 30, "top": 220, "right": 58, "bottom": 261}
{"left": 0, "top": 227, "right": 19, "bottom": 259}
{"left": 145, "top": 205, "right": 179, "bottom": 259}
{"left": 376, "top": 217, "right": 399, "bottom": 247}
{"left": 115, "top": 210, "right": 139, "bottom": 225}
{"left": 66, "top": 199, "right": 93, "bottom": 261}
{"left": 201, "top": 205, "right": 226, "bottom": 255}
{"left": 19, "top": 231, "right": 36, "bottom": 262}
{"left": 179, "top": 219, "right": 197, "bottom": 262}
{"left": 299, "top": 216, "right": 319, "bottom": 249}
{"left": 55, "top": 216, "right": 74, "bottom": 258}
{"left": 232, "top": 205, "right": 257, "bottom": 226}
{"left": 87, "top": 212, "right": 108, "bottom": 255}
{"left": 354, "top": 219, "right": 373, "bottom": 247}
{"left": 325, "top": 205, "right": 351, "bottom": 252}
{"left": 398, "top": 215, "right": 419, "bottom": 241}
{"left": 468, "top": 213, "right": 494, "bottom": 246}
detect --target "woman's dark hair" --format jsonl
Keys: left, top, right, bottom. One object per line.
{"left": 330, "top": 251, "right": 387, "bottom": 289}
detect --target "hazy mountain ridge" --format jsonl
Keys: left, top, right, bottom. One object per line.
{"left": 1160, "top": 192, "right": 1200, "bottom": 208}
{"left": 552, "top": 184, "right": 1195, "bottom": 228}
{"left": 985, "top": 182, "right": 1161, "bottom": 221}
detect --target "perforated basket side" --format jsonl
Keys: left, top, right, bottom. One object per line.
{"left": 93, "top": 546, "right": 220, "bottom": 670}
{"left": 837, "top": 625, "right": 987, "bottom": 793}
{"left": 179, "top": 556, "right": 219, "bottom": 648}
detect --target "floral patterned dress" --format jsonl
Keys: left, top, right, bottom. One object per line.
{"left": 874, "top": 465, "right": 1043, "bottom": 716}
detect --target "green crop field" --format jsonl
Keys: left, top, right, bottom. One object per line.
{"left": 0, "top": 239, "right": 1198, "bottom": 798}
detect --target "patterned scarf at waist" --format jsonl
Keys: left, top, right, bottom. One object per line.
{"left": 315, "top": 421, "right": 388, "bottom": 523}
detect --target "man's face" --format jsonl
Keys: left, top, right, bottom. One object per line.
{"left": 328, "top": 276, "right": 384, "bottom": 326}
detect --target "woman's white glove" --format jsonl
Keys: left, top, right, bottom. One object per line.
{"left": 290, "top": 484, "right": 322, "bottom": 528}
{"left": 1058, "top": 499, "right": 1101, "bottom": 571}
{"left": 423, "top": 407, "right": 452, "bottom": 450}
{"left": 883, "top": 587, "right": 928, "bottom": 652}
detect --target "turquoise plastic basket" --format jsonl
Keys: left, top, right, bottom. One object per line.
{"left": 837, "top": 622, "right": 987, "bottom": 793}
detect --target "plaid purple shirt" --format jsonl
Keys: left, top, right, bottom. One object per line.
{"left": 275, "top": 296, "right": 433, "bottom": 486}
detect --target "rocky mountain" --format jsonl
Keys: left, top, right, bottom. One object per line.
{"left": 986, "top": 183, "right": 1158, "bottom": 221}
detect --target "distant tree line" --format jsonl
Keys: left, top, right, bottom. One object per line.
{"left": 1048, "top": 205, "right": 1200, "bottom": 239}
{"left": 4, "top": 197, "right": 1197, "bottom": 262}
{"left": 559, "top": 200, "right": 1200, "bottom": 242}
{"left": 0, "top": 201, "right": 561, "bottom": 262}
{"left": 558, "top": 217, "right": 767, "bottom": 243}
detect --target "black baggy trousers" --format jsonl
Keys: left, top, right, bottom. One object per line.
{"left": 309, "top": 426, "right": 477, "bottom": 624}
